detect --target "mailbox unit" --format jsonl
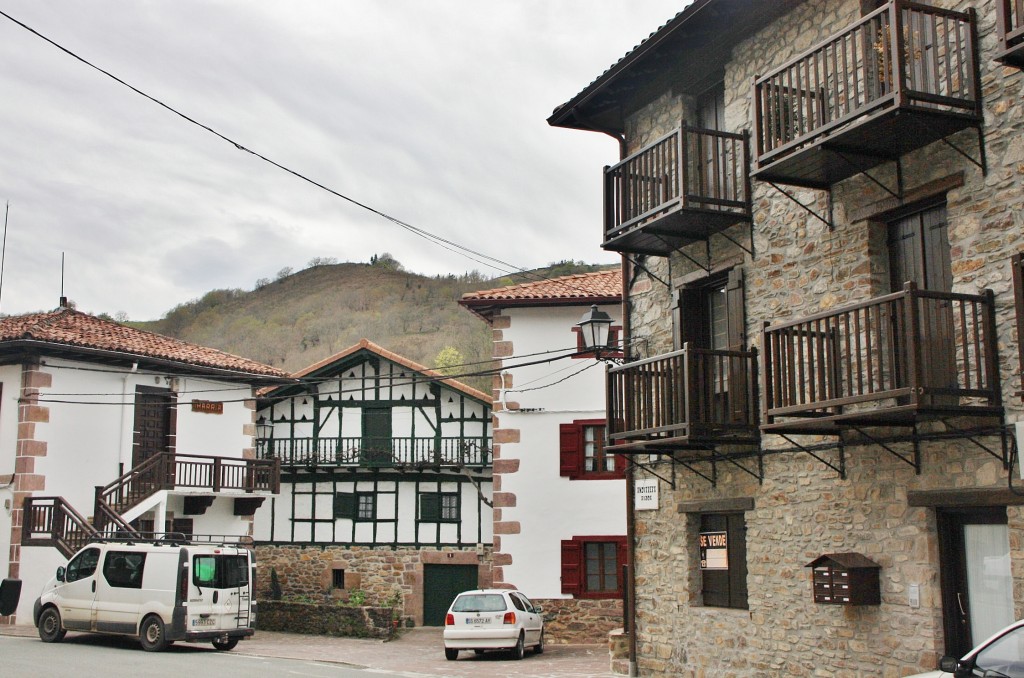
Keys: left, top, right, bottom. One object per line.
{"left": 805, "top": 552, "right": 880, "bottom": 606}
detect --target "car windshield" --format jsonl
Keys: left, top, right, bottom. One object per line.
{"left": 452, "top": 594, "right": 507, "bottom": 613}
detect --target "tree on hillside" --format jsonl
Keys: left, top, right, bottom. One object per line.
{"left": 434, "top": 346, "right": 464, "bottom": 377}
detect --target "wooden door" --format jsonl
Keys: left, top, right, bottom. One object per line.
{"left": 132, "top": 387, "right": 174, "bottom": 480}
{"left": 360, "top": 407, "right": 392, "bottom": 466}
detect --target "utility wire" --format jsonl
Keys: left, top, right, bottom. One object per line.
{"left": 0, "top": 9, "right": 621, "bottom": 296}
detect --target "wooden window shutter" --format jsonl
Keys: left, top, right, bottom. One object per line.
{"left": 727, "top": 514, "right": 749, "bottom": 609}
{"left": 725, "top": 267, "right": 746, "bottom": 350}
{"left": 333, "top": 492, "right": 356, "bottom": 519}
{"left": 420, "top": 493, "right": 440, "bottom": 521}
{"left": 673, "top": 287, "right": 705, "bottom": 350}
{"left": 613, "top": 450, "right": 627, "bottom": 475}
{"left": 616, "top": 537, "right": 628, "bottom": 593}
{"left": 559, "top": 423, "right": 582, "bottom": 479}
{"left": 560, "top": 539, "right": 583, "bottom": 596}
{"left": 1013, "top": 253, "right": 1024, "bottom": 399}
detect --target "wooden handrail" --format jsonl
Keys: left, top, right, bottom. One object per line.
{"left": 754, "top": 0, "right": 978, "bottom": 166}
{"left": 762, "top": 283, "right": 1000, "bottom": 421}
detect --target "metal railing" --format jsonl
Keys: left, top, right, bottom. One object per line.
{"left": 257, "top": 436, "right": 492, "bottom": 468}
{"left": 604, "top": 125, "right": 750, "bottom": 243}
{"left": 606, "top": 345, "right": 759, "bottom": 446}
{"left": 754, "top": 1, "right": 978, "bottom": 167}
{"left": 762, "top": 283, "right": 1000, "bottom": 424}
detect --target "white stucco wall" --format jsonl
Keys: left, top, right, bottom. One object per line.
{"left": 495, "top": 303, "right": 627, "bottom": 598}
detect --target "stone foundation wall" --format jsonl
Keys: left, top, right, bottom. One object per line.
{"left": 256, "top": 544, "right": 492, "bottom": 626}
{"left": 256, "top": 601, "right": 393, "bottom": 638}
{"left": 533, "top": 596, "right": 624, "bottom": 644}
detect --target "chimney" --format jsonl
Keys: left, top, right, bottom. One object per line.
{"left": 59, "top": 296, "right": 68, "bottom": 308}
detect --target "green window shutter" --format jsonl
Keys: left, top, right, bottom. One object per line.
{"left": 333, "top": 492, "right": 356, "bottom": 519}
{"left": 420, "top": 493, "right": 440, "bottom": 521}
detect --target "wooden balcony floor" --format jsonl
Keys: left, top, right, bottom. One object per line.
{"left": 753, "top": 105, "right": 981, "bottom": 189}
{"left": 603, "top": 204, "right": 751, "bottom": 256}
{"left": 761, "top": 402, "right": 1003, "bottom": 435}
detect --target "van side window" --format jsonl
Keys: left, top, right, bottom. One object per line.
{"left": 193, "top": 555, "right": 250, "bottom": 589}
{"left": 65, "top": 547, "right": 100, "bottom": 582}
{"left": 103, "top": 551, "right": 146, "bottom": 589}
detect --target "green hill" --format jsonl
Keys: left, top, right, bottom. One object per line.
{"left": 134, "top": 258, "right": 615, "bottom": 392}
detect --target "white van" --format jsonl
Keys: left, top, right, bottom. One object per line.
{"left": 32, "top": 537, "right": 255, "bottom": 652}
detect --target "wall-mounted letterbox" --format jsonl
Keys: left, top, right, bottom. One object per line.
{"left": 805, "top": 553, "right": 880, "bottom": 606}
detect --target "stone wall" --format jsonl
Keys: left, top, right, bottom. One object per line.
{"left": 256, "top": 601, "right": 393, "bottom": 638}
{"left": 615, "top": 0, "right": 1024, "bottom": 676}
{"left": 256, "top": 544, "right": 492, "bottom": 627}
{"left": 532, "top": 596, "right": 624, "bottom": 645}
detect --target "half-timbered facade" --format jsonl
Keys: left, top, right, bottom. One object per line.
{"left": 551, "top": 1, "right": 1024, "bottom": 675}
{"left": 0, "top": 305, "right": 286, "bottom": 626}
{"left": 460, "top": 270, "right": 627, "bottom": 643}
{"left": 252, "top": 339, "right": 492, "bottom": 626}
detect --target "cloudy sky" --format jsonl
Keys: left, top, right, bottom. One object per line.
{"left": 0, "top": 1, "right": 683, "bottom": 320}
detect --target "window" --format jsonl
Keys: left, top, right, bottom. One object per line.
{"left": 573, "top": 324, "right": 624, "bottom": 359}
{"left": 699, "top": 513, "right": 748, "bottom": 609}
{"left": 560, "top": 536, "right": 627, "bottom": 599}
{"left": 332, "top": 569, "right": 345, "bottom": 589}
{"left": 103, "top": 551, "right": 146, "bottom": 589}
{"left": 334, "top": 492, "right": 376, "bottom": 521}
{"left": 193, "top": 554, "right": 250, "bottom": 589}
{"left": 420, "top": 492, "right": 460, "bottom": 522}
{"left": 65, "top": 547, "right": 99, "bottom": 583}
{"left": 560, "top": 420, "right": 624, "bottom": 480}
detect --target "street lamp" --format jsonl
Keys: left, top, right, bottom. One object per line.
{"left": 577, "top": 304, "right": 614, "bottom": 355}
{"left": 255, "top": 416, "right": 273, "bottom": 458}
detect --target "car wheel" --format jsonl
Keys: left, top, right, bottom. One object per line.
{"left": 445, "top": 648, "right": 459, "bottom": 661}
{"left": 37, "top": 607, "right": 66, "bottom": 643}
{"left": 212, "top": 638, "right": 239, "bottom": 651}
{"left": 139, "top": 615, "right": 169, "bottom": 652}
{"left": 534, "top": 630, "right": 544, "bottom": 655}
{"left": 511, "top": 633, "right": 525, "bottom": 660}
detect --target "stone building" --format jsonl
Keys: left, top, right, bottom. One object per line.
{"left": 460, "top": 270, "right": 627, "bottom": 643}
{"left": 252, "top": 339, "right": 492, "bottom": 627}
{"left": 549, "top": 0, "right": 1024, "bottom": 675}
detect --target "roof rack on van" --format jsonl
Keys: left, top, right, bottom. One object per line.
{"left": 88, "top": 532, "right": 255, "bottom": 548}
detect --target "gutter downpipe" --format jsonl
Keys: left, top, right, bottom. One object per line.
{"left": 568, "top": 106, "right": 637, "bottom": 677}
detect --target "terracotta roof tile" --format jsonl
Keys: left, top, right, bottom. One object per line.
{"left": 0, "top": 307, "right": 287, "bottom": 378}
{"left": 460, "top": 269, "right": 621, "bottom": 304}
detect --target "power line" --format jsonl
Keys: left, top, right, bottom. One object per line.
{"left": 0, "top": 9, "right": 620, "bottom": 297}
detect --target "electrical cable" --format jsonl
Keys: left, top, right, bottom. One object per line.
{"left": 0, "top": 9, "right": 621, "bottom": 297}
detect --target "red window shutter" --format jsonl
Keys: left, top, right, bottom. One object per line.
{"left": 615, "top": 537, "right": 628, "bottom": 594}
{"left": 559, "top": 423, "right": 582, "bottom": 479}
{"left": 560, "top": 539, "right": 583, "bottom": 596}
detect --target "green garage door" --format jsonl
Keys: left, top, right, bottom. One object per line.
{"left": 423, "top": 564, "right": 478, "bottom": 626}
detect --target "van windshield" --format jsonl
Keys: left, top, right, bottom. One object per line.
{"left": 193, "top": 554, "right": 250, "bottom": 589}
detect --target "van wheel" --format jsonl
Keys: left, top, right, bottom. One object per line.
{"left": 139, "top": 615, "right": 169, "bottom": 652}
{"left": 38, "top": 607, "right": 66, "bottom": 643}
{"left": 212, "top": 638, "right": 239, "bottom": 651}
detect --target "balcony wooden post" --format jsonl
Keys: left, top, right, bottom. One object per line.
{"left": 890, "top": 1, "right": 906, "bottom": 107}
{"left": 678, "top": 126, "right": 688, "bottom": 210}
{"left": 982, "top": 288, "right": 1002, "bottom": 407}
{"left": 212, "top": 457, "right": 222, "bottom": 493}
{"left": 272, "top": 458, "right": 281, "bottom": 494}
{"left": 902, "top": 282, "right": 923, "bottom": 405}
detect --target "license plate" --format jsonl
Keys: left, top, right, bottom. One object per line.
{"left": 465, "top": 617, "right": 491, "bottom": 625}
{"left": 191, "top": 618, "right": 216, "bottom": 627}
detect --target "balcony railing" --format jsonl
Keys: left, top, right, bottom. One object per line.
{"left": 257, "top": 436, "right": 492, "bottom": 469}
{"left": 606, "top": 346, "right": 760, "bottom": 452}
{"left": 753, "top": 1, "right": 980, "bottom": 188}
{"left": 762, "top": 283, "right": 1001, "bottom": 433}
{"left": 95, "top": 452, "right": 280, "bottom": 528}
{"left": 997, "top": 0, "right": 1024, "bottom": 66}
{"left": 603, "top": 125, "right": 751, "bottom": 256}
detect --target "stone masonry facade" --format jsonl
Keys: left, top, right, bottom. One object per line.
{"left": 255, "top": 544, "right": 492, "bottom": 627}
{"left": 604, "top": 0, "right": 1024, "bottom": 676}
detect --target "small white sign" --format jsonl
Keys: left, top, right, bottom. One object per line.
{"left": 634, "top": 478, "right": 659, "bottom": 510}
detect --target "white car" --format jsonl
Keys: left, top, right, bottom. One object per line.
{"left": 908, "top": 619, "right": 1024, "bottom": 677}
{"left": 442, "top": 589, "right": 544, "bottom": 661}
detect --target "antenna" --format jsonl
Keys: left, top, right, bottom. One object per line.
{"left": 0, "top": 202, "right": 7, "bottom": 314}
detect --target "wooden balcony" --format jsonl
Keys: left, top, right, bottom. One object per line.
{"left": 997, "top": 0, "right": 1024, "bottom": 67}
{"left": 606, "top": 346, "right": 760, "bottom": 454}
{"left": 762, "top": 283, "right": 1002, "bottom": 434}
{"left": 22, "top": 496, "right": 102, "bottom": 558}
{"left": 603, "top": 125, "right": 751, "bottom": 256}
{"left": 257, "top": 436, "right": 491, "bottom": 470}
{"left": 753, "top": 1, "right": 981, "bottom": 188}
